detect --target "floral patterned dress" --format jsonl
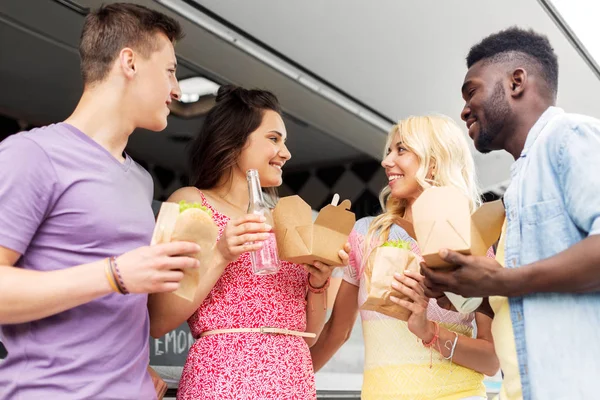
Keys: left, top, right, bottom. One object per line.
{"left": 177, "top": 192, "right": 316, "bottom": 400}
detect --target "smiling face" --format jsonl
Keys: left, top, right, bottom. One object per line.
{"left": 460, "top": 60, "right": 512, "bottom": 153}
{"left": 128, "top": 33, "right": 182, "bottom": 131}
{"left": 381, "top": 133, "right": 424, "bottom": 203}
{"left": 236, "top": 110, "right": 291, "bottom": 187}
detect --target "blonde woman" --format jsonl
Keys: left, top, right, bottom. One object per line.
{"left": 310, "top": 115, "right": 499, "bottom": 400}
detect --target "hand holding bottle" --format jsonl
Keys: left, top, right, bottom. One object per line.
{"left": 246, "top": 169, "right": 280, "bottom": 275}
{"left": 216, "top": 214, "right": 271, "bottom": 264}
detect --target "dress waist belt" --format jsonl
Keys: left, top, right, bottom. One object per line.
{"left": 199, "top": 327, "right": 316, "bottom": 338}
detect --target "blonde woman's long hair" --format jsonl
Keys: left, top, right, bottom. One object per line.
{"left": 364, "top": 114, "right": 481, "bottom": 253}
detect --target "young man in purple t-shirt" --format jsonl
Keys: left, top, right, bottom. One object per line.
{"left": 0, "top": 4, "right": 200, "bottom": 399}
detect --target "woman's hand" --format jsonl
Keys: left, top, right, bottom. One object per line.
{"left": 390, "top": 270, "right": 435, "bottom": 341}
{"left": 305, "top": 243, "right": 351, "bottom": 288}
{"left": 216, "top": 214, "right": 272, "bottom": 264}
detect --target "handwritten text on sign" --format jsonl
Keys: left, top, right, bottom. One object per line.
{"left": 150, "top": 323, "right": 194, "bottom": 366}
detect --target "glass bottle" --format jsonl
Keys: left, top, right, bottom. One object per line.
{"left": 246, "top": 169, "right": 279, "bottom": 275}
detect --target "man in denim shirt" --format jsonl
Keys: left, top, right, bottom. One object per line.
{"left": 422, "top": 28, "right": 600, "bottom": 399}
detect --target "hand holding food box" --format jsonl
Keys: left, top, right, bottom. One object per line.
{"left": 272, "top": 194, "right": 355, "bottom": 266}
{"left": 410, "top": 186, "right": 504, "bottom": 268}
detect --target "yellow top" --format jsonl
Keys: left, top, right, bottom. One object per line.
{"left": 490, "top": 221, "right": 523, "bottom": 400}
{"left": 344, "top": 222, "right": 486, "bottom": 400}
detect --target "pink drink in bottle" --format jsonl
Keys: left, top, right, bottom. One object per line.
{"left": 246, "top": 169, "right": 279, "bottom": 275}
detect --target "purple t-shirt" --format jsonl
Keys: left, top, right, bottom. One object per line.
{"left": 0, "top": 123, "right": 157, "bottom": 399}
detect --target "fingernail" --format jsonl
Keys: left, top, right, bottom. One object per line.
{"left": 390, "top": 296, "right": 399, "bottom": 304}
{"left": 264, "top": 223, "right": 272, "bottom": 231}
{"left": 391, "top": 282, "right": 400, "bottom": 290}
{"left": 439, "top": 249, "right": 448, "bottom": 257}
{"left": 394, "top": 272, "right": 403, "bottom": 278}
{"left": 260, "top": 215, "right": 266, "bottom": 222}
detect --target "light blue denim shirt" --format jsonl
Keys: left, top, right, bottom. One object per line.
{"left": 503, "top": 106, "right": 600, "bottom": 399}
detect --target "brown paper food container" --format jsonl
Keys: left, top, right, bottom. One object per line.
{"left": 409, "top": 186, "right": 505, "bottom": 268}
{"left": 151, "top": 202, "right": 219, "bottom": 301}
{"left": 272, "top": 195, "right": 355, "bottom": 266}
{"left": 361, "top": 247, "right": 420, "bottom": 321}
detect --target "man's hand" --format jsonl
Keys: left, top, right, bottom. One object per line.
{"left": 421, "top": 249, "right": 507, "bottom": 298}
{"left": 147, "top": 366, "right": 168, "bottom": 400}
{"left": 115, "top": 241, "right": 201, "bottom": 294}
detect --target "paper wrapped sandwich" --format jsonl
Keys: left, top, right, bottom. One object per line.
{"left": 151, "top": 201, "right": 218, "bottom": 301}
{"left": 361, "top": 239, "right": 420, "bottom": 321}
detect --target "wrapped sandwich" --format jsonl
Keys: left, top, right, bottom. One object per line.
{"left": 151, "top": 201, "right": 218, "bottom": 301}
{"left": 361, "top": 239, "right": 420, "bottom": 321}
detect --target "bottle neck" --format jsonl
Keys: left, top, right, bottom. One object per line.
{"left": 247, "top": 172, "right": 265, "bottom": 210}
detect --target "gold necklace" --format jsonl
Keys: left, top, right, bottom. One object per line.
{"left": 205, "top": 190, "right": 247, "bottom": 214}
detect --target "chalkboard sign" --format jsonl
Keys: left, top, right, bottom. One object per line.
{"left": 149, "top": 323, "right": 194, "bottom": 366}
{"left": 0, "top": 330, "right": 192, "bottom": 366}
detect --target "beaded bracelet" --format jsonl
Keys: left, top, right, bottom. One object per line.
{"left": 307, "top": 275, "right": 330, "bottom": 311}
{"left": 421, "top": 321, "right": 440, "bottom": 368}
{"left": 422, "top": 321, "right": 439, "bottom": 347}
{"left": 104, "top": 258, "right": 121, "bottom": 294}
{"left": 109, "top": 256, "right": 129, "bottom": 295}
{"left": 307, "top": 275, "right": 330, "bottom": 294}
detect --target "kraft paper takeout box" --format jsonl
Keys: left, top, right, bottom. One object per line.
{"left": 410, "top": 186, "right": 505, "bottom": 268}
{"left": 272, "top": 195, "right": 355, "bottom": 266}
{"left": 361, "top": 246, "right": 420, "bottom": 321}
{"left": 151, "top": 202, "right": 218, "bottom": 301}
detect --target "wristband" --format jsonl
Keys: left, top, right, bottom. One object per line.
{"left": 421, "top": 321, "right": 440, "bottom": 368}
{"left": 444, "top": 331, "right": 459, "bottom": 362}
{"left": 308, "top": 275, "right": 330, "bottom": 294}
{"left": 104, "top": 258, "right": 121, "bottom": 294}
{"left": 109, "top": 256, "right": 129, "bottom": 295}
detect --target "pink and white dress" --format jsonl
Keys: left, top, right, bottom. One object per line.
{"left": 177, "top": 192, "right": 316, "bottom": 400}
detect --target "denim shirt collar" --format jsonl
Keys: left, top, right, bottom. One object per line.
{"left": 509, "top": 106, "right": 563, "bottom": 177}
{"left": 520, "top": 106, "right": 564, "bottom": 158}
